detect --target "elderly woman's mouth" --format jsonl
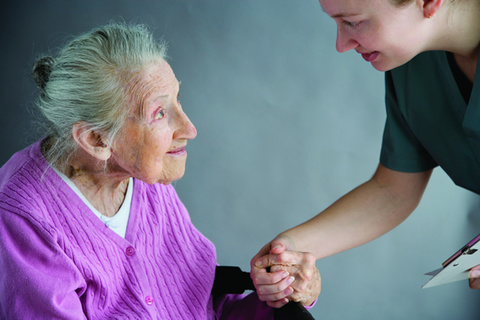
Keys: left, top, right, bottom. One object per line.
{"left": 167, "top": 147, "right": 187, "bottom": 156}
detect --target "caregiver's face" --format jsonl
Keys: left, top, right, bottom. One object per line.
{"left": 320, "top": 0, "right": 425, "bottom": 71}
{"left": 111, "top": 59, "right": 197, "bottom": 185}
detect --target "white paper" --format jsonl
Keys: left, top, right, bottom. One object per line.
{"left": 422, "top": 241, "right": 480, "bottom": 289}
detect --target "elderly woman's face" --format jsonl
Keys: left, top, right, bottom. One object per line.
{"left": 111, "top": 59, "right": 197, "bottom": 184}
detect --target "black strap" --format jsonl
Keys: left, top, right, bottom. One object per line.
{"left": 212, "top": 266, "right": 315, "bottom": 320}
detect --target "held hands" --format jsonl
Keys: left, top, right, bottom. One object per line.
{"left": 469, "top": 265, "right": 480, "bottom": 289}
{"left": 250, "top": 235, "right": 321, "bottom": 308}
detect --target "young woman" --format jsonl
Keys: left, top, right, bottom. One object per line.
{"left": 251, "top": 0, "right": 480, "bottom": 307}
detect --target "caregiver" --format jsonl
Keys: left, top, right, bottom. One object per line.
{"left": 251, "top": 0, "right": 480, "bottom": 306}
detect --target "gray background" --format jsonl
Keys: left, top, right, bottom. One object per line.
{"left": 2, "top": 1, "right": 480, "bottom": 319}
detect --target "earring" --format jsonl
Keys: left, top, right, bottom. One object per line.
{"left": 428, "top": 13, "right": 437, "bottom": 20}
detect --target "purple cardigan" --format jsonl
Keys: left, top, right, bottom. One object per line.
{"left": 0, "top": 141, "right": 272, "bottom": 319}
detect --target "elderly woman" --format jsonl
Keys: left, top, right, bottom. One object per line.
{"left": 0, "top": 22, "right": 319, "bottom": 319}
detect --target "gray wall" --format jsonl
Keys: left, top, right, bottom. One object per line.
{"left": 2, "top": 1, "right": 480, "bottom": 319}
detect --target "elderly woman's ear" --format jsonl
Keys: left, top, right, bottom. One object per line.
{"left": 72, "top": 122, "right": 112, "bottom": 161}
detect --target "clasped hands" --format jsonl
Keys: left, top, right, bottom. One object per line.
{"left": 250, "top": 236, "right": 480, "bottom": 312}
{"left": 250, "top": 235, "right": 321, "bottom": 308}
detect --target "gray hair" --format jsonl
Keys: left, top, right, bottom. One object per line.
{"left": 32, "top": 22, "right": 167, "bottom": 170}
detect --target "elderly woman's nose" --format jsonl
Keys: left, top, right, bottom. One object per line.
{"left": 172, "top": 109, "right": 197, "bottom": 140}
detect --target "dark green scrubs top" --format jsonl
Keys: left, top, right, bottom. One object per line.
{"left": 380, "top": 50, "right": 480, "bottom": 194}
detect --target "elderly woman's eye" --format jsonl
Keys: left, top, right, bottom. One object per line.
{"left": 155, "top": 109, "right": 166, "bottom": 120}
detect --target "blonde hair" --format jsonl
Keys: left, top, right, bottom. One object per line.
{"left": 32, "top": 22, "right": 167, "bottom": 169}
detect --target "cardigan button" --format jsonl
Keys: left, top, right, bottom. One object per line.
{"left": 125, "top": 246, "right": 135, "bottom": 256}
{"left": 145, "top": 296, "right": 154, "bottom": 305}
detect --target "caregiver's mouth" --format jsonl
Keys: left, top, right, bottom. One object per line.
{"left": 361, "top": 51, "right": 379, "bottom": 62}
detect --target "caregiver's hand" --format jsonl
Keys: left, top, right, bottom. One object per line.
{"left": 250, "top": 235, "right": 320, "bottom": 308}
{"left": 469, "top": 264, "right": 480, "bottom": 289}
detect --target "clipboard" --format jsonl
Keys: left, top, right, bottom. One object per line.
{"left": 422, "top": 233, "right": 480, "bottom": 289}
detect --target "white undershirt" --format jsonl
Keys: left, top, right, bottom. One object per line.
{"left": 54, "top": 169, "right": 133, "bottom": 238}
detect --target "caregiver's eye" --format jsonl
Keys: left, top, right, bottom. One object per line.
{"left": 342, "top": 20, "right": 361, "bottom": 28}
{"left": 155, "top": 109, "right": 166, "bottom": 120}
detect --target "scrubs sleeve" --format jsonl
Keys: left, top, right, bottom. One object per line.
{"left": 0, "top": 207, "right": 87, "bottom": 320}
{"left": 380, "top": 71, "right": 437, "bottom": 172}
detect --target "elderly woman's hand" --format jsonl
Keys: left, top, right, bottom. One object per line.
{"left": 469, "top": 265, "right": 480, "bottom": 289}
{"left": 250, "top": 235, "right": 321, "bottom": 308}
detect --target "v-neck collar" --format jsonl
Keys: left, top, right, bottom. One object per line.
{"left": 33, "top": 141, "right": 138, "bottom": 246}
{"left": 446, "top": 52, "right": 474, "bottom": 104}
{"left": 461, "top": 49, "right": 480, "bottom": 135}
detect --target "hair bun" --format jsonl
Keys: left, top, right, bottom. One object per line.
{"left": 33, "top": 56, "right": 55, "bottom": 91}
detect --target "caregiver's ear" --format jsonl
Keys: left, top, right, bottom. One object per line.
{"left": 72, "top": 122, "right": 112, "bottom": 161}
{"left": 421, "top": 0, "right": 442, "bottom": 19}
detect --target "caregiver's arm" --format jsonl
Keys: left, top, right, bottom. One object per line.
{"left": 251, "top": 164, "right": 432, "bottom": 303}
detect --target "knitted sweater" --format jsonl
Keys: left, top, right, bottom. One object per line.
{"left": 0, "top": 141, "right": 272, "bottom": 320}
